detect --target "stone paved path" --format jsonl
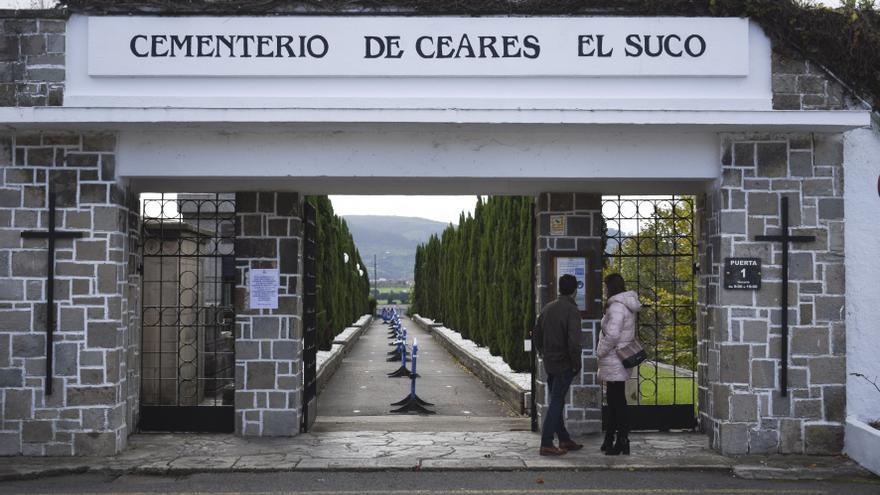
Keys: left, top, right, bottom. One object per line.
{"left": 0, "top": 432, "right": 872, "bottom": 481}
{"left": 316, "top": 315, "right": 523, "bottom": 431}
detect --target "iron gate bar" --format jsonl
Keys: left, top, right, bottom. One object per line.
{"left": 301, "top": 201, "right": 318, "bottom": 433}
{"left": 601, "top": 196, "right": 697, "bottom": 431}
{"left": 139, "top": 194, "right": 236, "bottom": 432}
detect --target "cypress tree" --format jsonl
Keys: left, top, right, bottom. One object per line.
{"left": 412, "top": 195, "right": 535, "bottom": 372}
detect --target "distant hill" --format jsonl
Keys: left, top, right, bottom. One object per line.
{"left": 343, "top": 215, "right": 450, "bottom": 282}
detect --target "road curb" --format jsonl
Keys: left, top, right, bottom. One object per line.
{"left": 3, "top": 460, "right": 878, "bottom": 482}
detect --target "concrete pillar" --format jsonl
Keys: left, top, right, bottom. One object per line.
{"left": 233, "top": 192, "right": 303, "bottom": 437}
{"left": 534, "top": 192, "right": 605, "bottom": 435}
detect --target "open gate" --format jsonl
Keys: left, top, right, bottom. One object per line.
{"left": 301, "top": 201, "right": 318, "bottom": 432}
{"left": 139, "top": 194, "right": 236, "bottom": 432}
{"left": 602, "top": 195, "right": 698, "bottom": 431}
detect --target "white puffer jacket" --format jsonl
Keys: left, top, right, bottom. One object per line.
{"left": 597, "top": 290, "right": 642, "bottom": 383}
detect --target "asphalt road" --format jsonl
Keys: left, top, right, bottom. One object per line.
{"left": 2, "top": 470, "right": 879, "bottom": 495}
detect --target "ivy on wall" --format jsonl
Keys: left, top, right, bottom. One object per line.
{"left": 308, "top": 196, "right": 372, "bottom": 351}
{"left": 411, "top": 197, "right": 534, "bottom": 372}
{"left": 58, "top": 1, "right": 878, "bottom": 111}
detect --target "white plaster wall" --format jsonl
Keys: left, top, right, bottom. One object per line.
{"left": 116, "top": 125, "right": 720, "bottom": 194}
{"left": 65, "top": 16, "right": 773, "bottom": 111}
{"left": 844, "top": 122, "right": 880, "bottom": 423}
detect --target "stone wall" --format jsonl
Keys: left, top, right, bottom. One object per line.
{"left": 698, "top": 132, "right": 846, "bottom": 455}
{"left": 0, "top": 131, "right": 139, "bottom": 456}
{"left": 0, "top": 15, "right": 66, "bottom": 107}
{"left": 233, "top": 192, "right": 303, "bottom": 436}
{"left": 771, "top": 52, "right": 866, "bottom": 112}
{"left": 534, "top": 192, "right": 604, "bottom": 435}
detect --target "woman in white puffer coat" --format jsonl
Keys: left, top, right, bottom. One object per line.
{"left": 597, "top": 273, "right": 641, "bottom": 456}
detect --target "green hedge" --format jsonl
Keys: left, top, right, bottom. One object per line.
{"left": 412, "top": 197, "right": 534, "bottom": 372}
{"left": 309, "top": 196, "right": 371, "bottom": 351}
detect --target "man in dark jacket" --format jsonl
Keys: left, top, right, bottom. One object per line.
{"left": 534, "top": 274, "right": 584, "bottom": 456}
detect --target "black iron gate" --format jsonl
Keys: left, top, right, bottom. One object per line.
{"left": 139, "top": 194, "right": 236, "bottom": 432}
{"left": 601, "top": 196, "right": 698, "bottom": 431}
{"left": 301, "top": 201, "right": 318, "bottom": 433}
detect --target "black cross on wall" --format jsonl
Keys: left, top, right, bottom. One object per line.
{"left": 754, "top": 196, "right": 815, "bottom": 397}
{"left": 20, "top": 184, "right": 84, "bottom": 395}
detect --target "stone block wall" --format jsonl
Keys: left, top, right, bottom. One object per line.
{"left": 534, "top": 192, "right": 604, "bottom": 435}
{"left": 698, "top": 133, "right": 846, "bottom": 455}
{"left": 0, "top": 15, "right": 66, "bottom": 107}
{"left": 771, "top": 52, "right": 866, "bottom": 112}
{"left": 233, "top": 192, "right": 303, "bottom": 437}
{"left": 0, "top": 131, "right": 139, "bottom": 456}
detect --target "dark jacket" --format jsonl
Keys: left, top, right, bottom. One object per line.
{"left": 534, "top": 295, "right": 583, "bottom": 375}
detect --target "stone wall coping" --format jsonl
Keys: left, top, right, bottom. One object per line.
{"left": 315, "top": 314, "right": 373, "bottom": 394}
{"left": 0, "top": 107, "right": 871, "bottom": 130}
{"left": 0, "top": 8, "right": 67, "bottom": 19}
{"left": 412, "top": 314, "right": 530, "bottom": 415}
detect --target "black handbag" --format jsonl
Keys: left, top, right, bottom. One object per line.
{"left": 616, "top": 341, "right": 648, "bottom": 369}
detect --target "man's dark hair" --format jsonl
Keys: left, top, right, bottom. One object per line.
{"left": 604, "top": 273, "right": 626, "bottom": 298}
{"left": 558, "top": 274, "right": 577, "bottom": 296}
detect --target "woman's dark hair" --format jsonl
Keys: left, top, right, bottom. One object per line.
{"left": 604, "top": 273, "right": 626, "bottom": 299}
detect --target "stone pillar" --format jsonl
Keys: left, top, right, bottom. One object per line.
{"left": 698, "top": 133, "right": 846, "bottom": 455}
{"left": 534, "top": 192, "right": 604, "bottom": 435}
{"left": 233, "top": 192, "right": 303, "bottom": 437}
{"left": 0, "top": 131, "right": 139, "bottom": 456}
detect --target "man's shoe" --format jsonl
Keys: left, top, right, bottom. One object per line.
{"left": 559, "top": 440, "right": 583, "bottom": 451}
{"left": 539, "top": 446, "right": 568, "bottom": 456}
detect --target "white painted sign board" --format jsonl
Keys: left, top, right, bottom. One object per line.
{"left": 555, "top": 257, "right": 587, "bottom": 311}
{"left": 88, "top": 16, "right": 749, "bottom": 77}
{"left": 249, "top": 268, "right": 279, "bottom": 310}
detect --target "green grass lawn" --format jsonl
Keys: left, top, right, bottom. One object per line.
{"left": 376, "top": 286, "right": 409, "bottom": 294}
{"left": 632, "top": 365, "right": 697, "bottom": 408}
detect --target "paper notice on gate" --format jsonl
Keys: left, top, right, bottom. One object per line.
{"left": 249, "top": 269, "right": 280, "bottom": 310}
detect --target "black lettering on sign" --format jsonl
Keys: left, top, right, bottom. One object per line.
{"left": 502, "top": 35, "right": 521, "bottom": 58}
{"left": 522, "top": 35, "right": 540, "bottom": 59}
{"left": 365, "top": 35, "right": 404, "bottom": 59}
{"left": 685, "top": 34, "right": 706, "bottom": 57}
{"left": 198, "top": 35, "right": 214, "bottom": 57}
{"left": 307, "top": 35, "right": 329, "bottom": 58}
{"left": 416, "top": 36, "right": 434, "bottom": 58}
{"left": 256, "top": 35, "right": 274, "bottom": 58}
{"left": 625, "top": 33, "right": 707, "bottom": 58}
{"left": 129, "top": 34, "right": 329, "bottom": 59}
{"left": 152, "top": 36, "right": 169, "bottom": 57}
{"left": 217, "top": 35, "right": 235, "bottom": 57}
{"left": 578, "top": 34, "right": 612, "bottom": 58}
{"left": 625, "top": 34, "right": 643, "bottom": 57}
{"left": 436, "top": 36, "right": 454, "bottom": 59}
{"left": 130, "top": 35, "right": 148, "bottom": 57}
{"left": 479, "top": 36, "right": 499, "bottom": 58}
{"left": 170, "top": 35, "right": 192, "bottom": 57}
{"left": 276, "top": 35, "right": 295, "bottom": 57}
{"left": 455, "top": 34, "right": 475, "bottom": 58}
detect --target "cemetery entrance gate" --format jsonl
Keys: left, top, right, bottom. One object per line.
{"left": 602, "top": 195, "right": 698, "bottom": 431}
{"left": 138, "top": 194, "right": 237, "bottom": 432}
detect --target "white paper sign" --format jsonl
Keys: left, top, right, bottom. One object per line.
{"left": 88, "top": 16, "right": 749, "bottom": 78}
{"left": 249, "top": 269, "right": 279, "bottom": 310}
{"left": 556, "top": 257, "right": 587, "bottom": 311}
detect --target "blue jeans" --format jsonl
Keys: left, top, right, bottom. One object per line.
{"left": 541, "top": 370, "right": 575, "bottom": 447}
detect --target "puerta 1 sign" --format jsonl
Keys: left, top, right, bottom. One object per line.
{"left": 87, "top": 16, "right": 750, "bottom": 78}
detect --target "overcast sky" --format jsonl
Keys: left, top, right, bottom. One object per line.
{"left": 329, "top": 195, "right": 479, "bottom": 224}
